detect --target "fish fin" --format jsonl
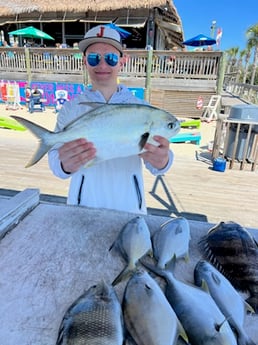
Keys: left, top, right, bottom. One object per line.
{"left": 200, "top": 279, "right": 211, "bottom": 294}
{"left": 144, "top": 248, "right": 153, "bottom": 259}
{"left": 245, "top": 296, "right": 258, "bottom": 314}
{"left": 215, "top": 316, "right": 231, "bottom": 333}
{"left": 139, "top": 132, "right": 149, "bottom": 150}
{"left": 184, "top": 253, "right": 190, "bottom": 263}
{"left": 244, "top": 300, "right": 255, "bottom": 314}
{"left": 177, "top": 320, "right": 189, "bottom": 344}
{"left": 112, "top": 265, "right": 135, "bottom": 286}
{"left": 11, "top": 116, "right": 53, "bottom": 167}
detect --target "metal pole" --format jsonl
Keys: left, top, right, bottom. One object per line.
{"left": 210, "top": 20, "right": 217, "bottom": 38}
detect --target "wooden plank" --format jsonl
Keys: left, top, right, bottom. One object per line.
{"left": 0, "top": 188, "right": 40, "bottom": 239}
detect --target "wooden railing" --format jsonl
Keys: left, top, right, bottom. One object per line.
{"left": 0, "top": 47, "right": 223, "bottom": 83}
{"left": 213, "top": 118, "right": 258, "bottom": 171}
{"left": 225, "top": 82, "right": 258, "bottom": 105}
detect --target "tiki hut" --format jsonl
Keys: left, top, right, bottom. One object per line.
{"left": 0, "top": 0, "right": 184, "bottom": 49}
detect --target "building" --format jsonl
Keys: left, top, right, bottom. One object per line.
{"left": 0, "top": 0, "right": 184, "bottom": 49}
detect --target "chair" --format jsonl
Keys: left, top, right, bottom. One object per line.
{"left": 27, "top": 88, "right": 46, "bottom": 113}
{"left": 55, "top": 90, "right": 68, "bottom": 112}
{"left": 200, "top": 95, "right": 221, "bottom": 122}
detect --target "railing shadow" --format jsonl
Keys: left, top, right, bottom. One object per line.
{"left": 147, "top": 175, "right": 208, "bottom": 222}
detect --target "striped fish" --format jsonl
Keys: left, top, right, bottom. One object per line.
{"left": 198, "top": 221, "right": 258, "bottom": 314}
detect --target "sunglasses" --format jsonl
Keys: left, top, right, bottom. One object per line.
{"left": 86, "top": 52, "right": 119, "bottom": 67}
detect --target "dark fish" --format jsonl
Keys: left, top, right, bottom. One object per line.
{"left": 198, "top": 221, "right": 258, "bottom": 313}
{"left": 56, "top": 280, "right": 124, "bottom": 345}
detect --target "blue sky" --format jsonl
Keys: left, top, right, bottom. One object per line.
{"left": 173, "top": 0, "right": 258, "bottom": 51}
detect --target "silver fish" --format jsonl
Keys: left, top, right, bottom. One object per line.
{"left": 142, "top": 259, "right": 238, "bottom": 345}
{"left": 152, "top": 217, "right": 191, "bottom": 268}
{"left": 198, "top": 221, "right": 258, "bottom": 313}
{"left": 11, "top": 103, "right": 180, "bottom": 167}
{"left": 194, "top": 260, "right": 256, "bottom": 345}
{"left": 56, "top": 280, "right": 124, "bottom": 345}
{"left": 109, "top": 216, "right": 152, "bottom": 286}
{"left": 123, "top": 269, "right": 188, "bottom": 345}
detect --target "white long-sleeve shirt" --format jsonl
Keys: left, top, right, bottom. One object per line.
{"left": 48, "top": 84, "right": 174, "bottom": 214}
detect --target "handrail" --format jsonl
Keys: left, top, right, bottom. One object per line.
{"left": 225, "top": 82, "right": 258, "bottom": 105}
{"left": 0, "top": 47, "right": 222, "bottom": 82}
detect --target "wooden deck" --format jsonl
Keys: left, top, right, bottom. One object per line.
{"left": 0, "top": 99, "right": 257, "bottom": 229}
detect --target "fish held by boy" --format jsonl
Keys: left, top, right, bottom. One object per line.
{"left": 11, "top": 102, "right": 180, "bottom": 168}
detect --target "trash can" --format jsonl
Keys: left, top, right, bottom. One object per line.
{"left": 225, "top": 104, "right": 258, "bottom": 161}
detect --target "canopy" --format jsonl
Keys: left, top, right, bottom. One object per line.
{"left": 105, "top": 23, "right": 131, "bottom": 39}
{"left": 8, "top": 26, "right": 54, "bottom": 40}
{"left": 183, "top": 34, "right": 216, "bottom": 47}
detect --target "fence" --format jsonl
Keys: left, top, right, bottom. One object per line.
{"left": 0, "top": 47, "right": 222, "bottom": 83}
{"left": 225, "top": 82, "right": 258, "bottom": 105}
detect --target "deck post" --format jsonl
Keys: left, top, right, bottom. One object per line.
{"left": 25, "top": 48, "right": 31, "bottom": 86}
{"left": 145, "top": 48, "right": 153, "bottom": 102}
{"left": 216, "top": 51, "right": 226, "bottom": 94}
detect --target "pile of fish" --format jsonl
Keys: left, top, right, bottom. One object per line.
{"left": 56, "top": 217, "right": 257, "bottom": 345}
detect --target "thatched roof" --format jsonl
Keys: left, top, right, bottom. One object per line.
{"left": 0, "top": 0, "right": 184, "bottom": 47}
{"left": 0, "top": 0, "right": 180, "bottom": 16}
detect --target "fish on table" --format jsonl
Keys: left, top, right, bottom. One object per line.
{"left": 194, "top": 260, "right": 256, "bottom": 345}
{"left": 55, "top": 280, "right": 124, "bottom": 345}
{"left": 152, "top": 216, "right": 191, "bottom": 268}
{"left": 141, "top": 258, "right": 238, "bottom": 345}
{"left": 11, "top": 102, "right": 180, "bottom": 168}
{"left": 198, "top": 221, "right": 258, "bottom": 313}
{"left": 123, "top": 269, "right": 188, "bottom": 345}
{"left": 109, "top": 216, "right": 152, "bottom": 286}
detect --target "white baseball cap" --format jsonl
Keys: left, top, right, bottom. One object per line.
{"left": 79, "top": 25, "right": 123, "bottom": 56}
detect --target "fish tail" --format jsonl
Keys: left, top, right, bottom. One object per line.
{"left": 112, "top": 265, "right": 135, "bottom": 286}
{"left": 11, "top": 116, "right": 53, "bottom": 167}
{"left": 140, "top": 255, "right": 177, "bottom": 280}
{"left": 140, "top": 258, "right": 165, "bottom": 278}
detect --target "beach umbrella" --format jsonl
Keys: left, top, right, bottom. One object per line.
{"left": 183, "top": 34, "right": 216, "bottom": 47}
{"left": 8, "top": 26, "right": 54, "bottom": 40}
{"left": 105, "top": 23, "right": 131, "bottom": 39}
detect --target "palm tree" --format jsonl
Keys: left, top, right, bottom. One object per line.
{"left": 242, "top": 48, "right": 252, "bottom": 84}
{"left": 237, "top": 49, "right": 247, "bottom": 83}
{"left": 246, "top": 23, "right": 258, "bottom": 85}
{"left": 225, "top": 47, "right": 239, "bottom": 83}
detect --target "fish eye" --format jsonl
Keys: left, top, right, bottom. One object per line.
{"left": 168, "top": 122, "right": 174, "bottom": 129}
